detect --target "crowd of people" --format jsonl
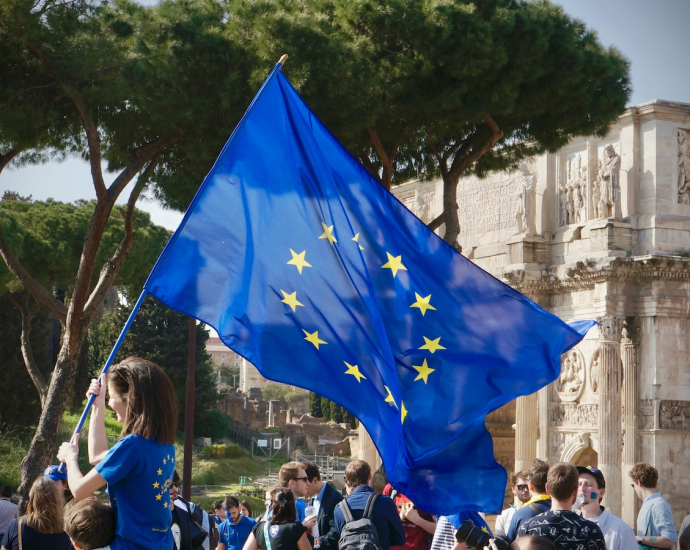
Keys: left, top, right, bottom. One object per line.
{"left": 0, "top": 356, "right": 689, "bottom": 550}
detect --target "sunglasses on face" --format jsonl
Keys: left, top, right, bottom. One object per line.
{"left": 516, "top": 484, "right": 529, "bottom": 491}
{"left": 293, "top": 477, "right": 308, "bottom": 482}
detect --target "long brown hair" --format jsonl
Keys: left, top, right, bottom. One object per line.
{"left": 22, "top": 477, "right": 64, "bottom": 534}
{"left": 270, "top": 488, "right": 296, "bottom": 524}
{"left": 108, "top": 357, "right": 178, "bottom": 444}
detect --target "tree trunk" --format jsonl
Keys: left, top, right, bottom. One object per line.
{"left": 17, "top": 338, "right": 81, "bottom": 510}
{"left": 441, "top": 170, "right": 462, "bottom": 252}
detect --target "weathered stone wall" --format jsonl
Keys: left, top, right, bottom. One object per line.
{"left": 392, "top": 99, "right": 690, "bottom": 527}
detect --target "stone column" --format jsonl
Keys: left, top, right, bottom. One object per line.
{"left": 621, "top": 319, "right": 640, "bottom": 527}
{"left": 358, "top": 423, "right": 380, "bottom": 469}
{"left": 537, "top": 385, "right": 550, "bottom": 459}
{"left": 597, "top": 316, "right": 624, "bottom": 516}
{"left": 515, "top": 392, "right": 539, "bottom": 473}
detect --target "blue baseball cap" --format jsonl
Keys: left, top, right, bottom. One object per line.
{"left": 43, "top": 464, "right": 67, "bottom": 482}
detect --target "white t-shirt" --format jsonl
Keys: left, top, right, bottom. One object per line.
{"left": 584, "top": 508, "right": 638, "bottom": 550}
{"left": 494, "top": 506, "right": 517, "bottom": 537}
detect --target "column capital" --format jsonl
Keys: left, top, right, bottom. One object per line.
{"left": 597, "top": 316, "right": 624, "bottom": 342}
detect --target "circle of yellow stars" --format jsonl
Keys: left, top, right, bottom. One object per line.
{"left": 154, "top": 454, "right": 175, "bottom": 508}
{"left": 280, "top": 219, "right": 447, "bottom": 427}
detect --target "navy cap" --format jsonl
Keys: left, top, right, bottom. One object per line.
{"left": 43, "top": 464, "right": 67, "bottom": 482}
{"left": 576, "top": 465, "right": 605, "bottom": 488}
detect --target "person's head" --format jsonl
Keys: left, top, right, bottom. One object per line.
{"left": 270, "top": 487, "right": 296, "bottom": 524}
{"left": 511, "top": 469, "right": 530, "bottom": 504}
{"left": 23, "top": 477, "right": 65, "bottom": 534}
{"left": 545, "top": 463, "right": 578, "bottom": 504}
{"left": 43, "top": 464, "right": 68, "bottom": 494}
{"left": 278, "top": 461, "right": 309, "bottom": 498}
{"left": 528, "top": 459, "right": 549, "bottom": 495}
{"left": 577, "top": 466, "right": 605, "bottom": 511}
{"left": 170, "top": 470, "right": 180, "bottom": 501}
{"left": 64, "top": 497, "right": 115, "bottom": 550}
{"left": 299, "top": 460, "right": 322, "bottom": 496}
{"left": 213, "top": 500, "right": 227, "bottom": 520}
{"left": 108, "top": 357, "right": 178, "bottom": 445}
{"left": 510, "top": 535, "right": 557, "bottom": 550}
{"left": 629, "top": 462, "right": 658, "bottom": 490}
{"left": 264, "top": 488, "right": 274, "bottom": 512}
{"left": 240, "top": 500, "right": 253, "bottom": 518}
{"left": 223, "top": 495, "right": 241, "bottom": 523}
{"left": 1, "top": 485, "right": 12, "bottom": 498}
{"left": 344, "top": 460, "right": 372, "bottom": 490}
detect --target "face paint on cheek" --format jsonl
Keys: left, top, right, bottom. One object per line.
{"left": 591, "top": 492, "right": 598, "bottom": 499}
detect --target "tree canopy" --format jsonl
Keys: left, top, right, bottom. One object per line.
{"left": 234, "top": 0, "right": 631, "bottom": 245}
{"left": 0, "top": 0, "right": 630, "bottom": 502}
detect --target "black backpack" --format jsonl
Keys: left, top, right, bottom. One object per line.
{"left": 337, "top": 493, "right": 381, "bottom": 550}
{"left": 189, "top": 502, "right": 220, "bottom": 550}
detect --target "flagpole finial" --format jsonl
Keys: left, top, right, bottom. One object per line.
{"left": 278, "top": 54, "right": 288, "bottom": 67}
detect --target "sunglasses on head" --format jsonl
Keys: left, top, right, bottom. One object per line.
{"left": 516, "top": 484, "right": 529, "bottom": 491}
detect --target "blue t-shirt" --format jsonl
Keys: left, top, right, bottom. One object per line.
{"left": 219, "top": 515, "right": 257, "bottom": 550}
{"left": 95, "top": 434, "right": 176, "bottom": 550}
{"left": 296, "top": 498, "right": 307, "bottom": 522}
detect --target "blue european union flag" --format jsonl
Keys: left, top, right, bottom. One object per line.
{"left": 145, "top": 63, "right": 593, "bottom": 514}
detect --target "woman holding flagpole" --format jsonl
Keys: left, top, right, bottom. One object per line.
{"left": 57, "top": 357, "right": 178, "bottom": 550}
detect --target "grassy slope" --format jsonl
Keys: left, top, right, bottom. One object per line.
{"left": 1, "top": 409, "right": 285, "bottom": 517}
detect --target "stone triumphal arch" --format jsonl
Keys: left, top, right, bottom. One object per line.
{"left": 392, "top": 99, "right": 690, "bottom": 527}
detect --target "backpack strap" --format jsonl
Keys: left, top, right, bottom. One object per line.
{"left": 528, "top": 502, "right": 543, "bottom": 515}
{"left": 339, "top": 499, "right": 354, "bottom": 523}
{"left": 362, "top": 493, "right": 379, "bottom": 520}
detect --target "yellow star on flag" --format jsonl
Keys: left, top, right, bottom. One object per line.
{"left": 153, "top": 482, "right": 160, "bottom": 489}
{"left": 382, "top": 252, "right": 407, "bottom": 278}
{"left": 410, "top": 293, "right": 436, "bottom": 316}
{"left": 156, "top": 494, "right": 162, "bottom": 501}
{"left": 401, "top": 402, "right": 408, "bottom": 423}
{"left": 384, "top": 385, "right": 397, "bottom": 407}
{"left": 303, "top": 329, "right": 327, "bottom": 349}
{"left": 162, "top": 458, "right": 166, "bottom": 464}
{"left": 352, "top": 233, "right": 364, "bottom": 250}
{"left": 319, "top": 223, "right": 337, "bottom": 245}
{"left": 481, "top": 527, "right": 489, "bottom": 534}
{"left": 164, "top": 502, "right": 168, "bottom": 508}
{"left": 281, "top": 290, "right": 305, "bottom": 312}
{"left": 344, "top": 362, "right": 366, "bottom": 383}
{"left": 412, "top": 358, "right": 435, "bottom": 384}
{"left": 157, "top": 469, "right": 163, "bottom": 475}
{"left": 287, "top": 249, "right": 312, "bottom": 274}
{"left": 419, "top": 336, "right": 446, "bottom": 354}
{"left": 171, "top": 457, "right": 174, "bottom": 463}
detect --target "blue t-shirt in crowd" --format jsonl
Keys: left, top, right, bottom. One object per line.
{"left": 219, "top": 514, "right": 257, "bottom": 550}
{"left": 1, "top": 518, "right": 72, "bottom": 550}
{"left": 296, "top": 498, "right": 307, "bottom": 522}
{"left": 96, "top": 434, "right": 175, "bottom": 550}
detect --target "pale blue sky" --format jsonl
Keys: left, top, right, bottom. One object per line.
{"left": 2, "top": 0, "right": 688, "bottom": 231}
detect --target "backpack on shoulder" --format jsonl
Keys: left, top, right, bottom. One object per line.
{"left": 189, "top": 502, "right": 220, "bottom": 550}
{"left": 338, "top": 493, "right": 381, "bottom": 550}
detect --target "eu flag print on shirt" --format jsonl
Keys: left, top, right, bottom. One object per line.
{"left": 145, "top": 64, "right": 593, "bottom": 515}
{"left": 96, "top": 435, "right": 175, "bottom": 549}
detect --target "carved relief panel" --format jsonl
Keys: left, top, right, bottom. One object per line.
{"left": 556, "top": 348, "right": 586, "bottom": 402}
{"left": 659, "top": 400, "right": 690, "bottom": 431}
{"left": 640, "top": 399, "right": 655, "bottom": 430}
{"left": 559, "top": 150, "right": 588, "bottom": 226}
{"left": 550, "top": 403, "right": 599, "bottom": 428}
